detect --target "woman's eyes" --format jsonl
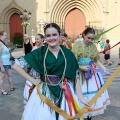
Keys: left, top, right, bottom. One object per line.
{"left": 53, "top": 33, "right": 57, "bottom": 36}
{"left": 46, "top": 34, "right": 50, "bottom": 37}
{"left": 46, "top": 34, "right": 58, "bottom": 37}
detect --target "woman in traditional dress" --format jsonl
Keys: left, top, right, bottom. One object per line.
{"left": 60, "top": 33, "right": 72, "bottom": 49}
{"left": 72, "top": 28, "right": 110, "bottom": 120}
{"left": 12, "top": 23, "right": 89, "bottom": 120}
{"left": 23, "top": 33, "right": 44, "bottom": 104}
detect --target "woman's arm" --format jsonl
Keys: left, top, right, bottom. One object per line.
{"left": 30, "top": 39, "right": 33, "bottom": 48}
{"left": 0, "top": 44, "right": 5, "bottom": 72}
{"left": 12, "top": 63, "right": 40, "bottom": 85}
{"left": 76, "top": 78, "right": 90, "bottom": 106}
{"left": 96, "top": 60, "right": 108, "bottom": 72}
{"left": 79, "top": 66, "right": 89, "bottom": 72}
{"left": 0, "top": 60, "right": 5, "bottom": 72}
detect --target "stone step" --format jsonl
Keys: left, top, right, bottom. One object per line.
{"left": 103, "top": 75, "right": 120, "bottom": 79}
{"left": 104, "top": 78, "right": 120, "bottom": 82}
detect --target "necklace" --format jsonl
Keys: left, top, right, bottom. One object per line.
{"left": 43, "top": 46, "right": 67, "bottom": 104}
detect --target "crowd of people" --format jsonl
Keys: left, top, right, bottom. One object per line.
{"left": 0, "top": 23, "right": 119, "bottom": 120}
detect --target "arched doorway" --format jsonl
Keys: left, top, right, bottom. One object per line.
{"left": 10, "top": 13, "right": 23, "bottom": 42}
{"left": 65, "top": 8, "right": 86, "bottom": 40}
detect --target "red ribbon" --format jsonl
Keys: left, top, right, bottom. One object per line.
{"left": 62, "top": 78, "right": 77, "bottom": 116}
{"left": 91, "top": 63, "right": 100, "bottom": 90}
{"left": 26, "top": 82, "right": 31, "bottom": 88}
{"left": 100, "top": 41, "right": 120, "bottom": 54}
{"left": 62, "top": 39, "right": 66, "bottom": 44}
{"left": 62, "top": 39, "right": 71, "bottom": 49}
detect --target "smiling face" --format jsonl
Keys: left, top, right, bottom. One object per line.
{"left": 83, "top": 33, "right": 95, "bottom": 45}
{"left": 45, "top": 27, "right": 60, "bottom": 48}
{"left": 23, "top": 34, "right": 29, "bottom": 42}
{"left": 35, "top": 35, "right": 43, "bottom": 46}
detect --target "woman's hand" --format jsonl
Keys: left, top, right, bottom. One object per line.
{"left": 97, "top": 60, "right": 110, "bottom": 74}
{"left": 33, "top": 79, "right": 41, "bottom": 86}
{"left": 1, "top": 66, "right": 5, "bottom": 73}
{"left": 103, "top": 68, "right": 111, "bottom": 75}
{"left": 79, "top": 66, "right": 89, "bottom": 72}
{"left": 79, "top": 97, "right": 91, "bottom": 107}
{"left": 103, "top": 67, "right": 109, "bottom": 72}
{"left": 76, "top": 78, "right": 91, "bottom": 107}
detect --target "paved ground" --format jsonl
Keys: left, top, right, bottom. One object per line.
{"left": 0, "top": 43, "right": 120, "bottom": 120}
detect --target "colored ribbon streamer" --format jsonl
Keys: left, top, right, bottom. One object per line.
{"left": 37, "top": 84, "right": 73, "bottom": 120}
{"left": 36, "top": 66, "right": 120, "bottom": 119}
{"left": 90, "top": 67, "right": 110, "bottom": 75}
{"left": 97, "top": 73, "right": 103, "bottom": 87}
{"left": 37, "top": 80, "right": 83, "bottom": 120}
{"left": 94, "top": 24, "right": 120, "bottom": 39}
{"left": 62, "top": 39, "right": 71, "bottom": 49}
{"left": 89, "top": 61, "right": 110, "bottom": 89}
{"left": 73, "top": 66, "right": 120, "bottom": 119}
{"left": 62, "top": 78, "right": 77, "bottom": 116}
{"left": 100, "top": 41, "right": 120, "bottom": 54}
{"left": 89, "top": 61, "right": 110, "bottom": 75}
{"left": 89, "top": 61, "right": 100, "bottom": 90}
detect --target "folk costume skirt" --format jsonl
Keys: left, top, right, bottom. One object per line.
{"left": 21, "top": 81, "right": 83, "bottom": 120}
{"left": 23, "top": 80, "right": 32, "bottom": 104}
{"left": 79, "top": 71, "right": 110, "bottom": 118}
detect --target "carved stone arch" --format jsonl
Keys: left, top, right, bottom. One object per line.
{"left": 62, "top": 6, "right": 86, "bottom": 22}
{"left": 60, "top": 6, "right": 86, "bottom": 32}
{"left": 0, "top": 1, "right": 24, "bottom": 38}
{"left": 49, "top": 0, "right": 102, "bottom": 28}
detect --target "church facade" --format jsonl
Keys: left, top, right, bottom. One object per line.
{"left": 0, "top": 0, "right": 120, "bottom": 42}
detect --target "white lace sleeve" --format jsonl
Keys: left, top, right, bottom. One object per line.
{"left": 15, "top": 56, "right": 40, "bottom": 78}
{"left": 15, "top": 57, "right": 30, "bottom": 68}
{"left": 14, "top": 56, "right": 31, "bottom": 73}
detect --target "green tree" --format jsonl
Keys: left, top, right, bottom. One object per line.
{"left": 13, "top": 33, "right": 23, "bottom": 48}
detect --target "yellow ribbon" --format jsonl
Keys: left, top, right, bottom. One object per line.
{"left": 74, "top": 66, "right": 120, "bottom": 119}
{"left": 36, "top": 66, "right": 120, "bottom": 120}
{"left": 37, "top": 85, "right": 73, "bottom": 120}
